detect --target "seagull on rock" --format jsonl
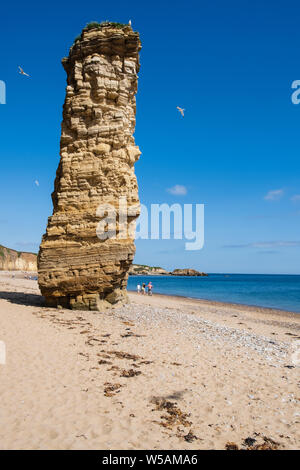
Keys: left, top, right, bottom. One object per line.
{"left": 177, "top": 106, "right": 185, "bottom": 117}
{"left": 18, "top": 66, "right": 30, "bottom": 77}
{"left": 129, "top": 20, "right": 132, "bottom": 26}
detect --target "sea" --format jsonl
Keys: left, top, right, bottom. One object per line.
{"left": 127, "top": 273, "right": 300, "bottom": 313}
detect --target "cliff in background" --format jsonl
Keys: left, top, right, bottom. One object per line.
{"left": 129, "top": 264, "right": 169, "bottom": 275}
{"left": 129, "top": 264, "right": 208, "bottom": 276}
{"left": 0, "top": 245, "right": 37, "bottom": 271}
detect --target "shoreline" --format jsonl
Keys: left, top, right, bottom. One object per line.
{"left": 128, "top": 290, "right": 300, "bottom": 319}
{"left": 0, "top": 270, "right": 299, "bottom": 318}
{"left": 128, "top": 273, "right": 300, "bottom": 316}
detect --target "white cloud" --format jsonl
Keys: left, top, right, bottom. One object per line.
{"left": 264, "top": 189, "right": 283, "bottom": 201}
{"left": 167, "top": 185, "right": 187, "bottom": 196}
{"left": 291, "top": 194, "right": 300, "bottom": 202}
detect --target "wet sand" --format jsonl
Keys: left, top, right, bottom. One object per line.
{"left": 0, "top": 271, "right": 299, "bottom": 449}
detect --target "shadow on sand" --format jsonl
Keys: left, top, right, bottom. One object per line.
{"left": 0, "top": 291, "right": 45, "bottom": 308}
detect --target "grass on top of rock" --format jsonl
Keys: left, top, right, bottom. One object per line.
{"left": 73, "top": 21, "right": 129, "bottom": 44}
{"left": 133, "top": 264, "right": 164, "bottom": 271}
{"left": 84, "top": 21, "right": 128, "bottom": 30}
{"left": 0, "top": 244, "right": 37, "bottom": 257}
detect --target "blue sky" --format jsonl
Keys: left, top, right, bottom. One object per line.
{"left": 0, "top": 0, "right": 300, "bottom": 273}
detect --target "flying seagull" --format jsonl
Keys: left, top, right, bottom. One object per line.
{"left": 34, "top": 180, "right": 40, "bottom": 187}
{"left": 18, "top": 66, "right": 30, "bottom": 77}
{"left": 177, "top": 106, "right": 185, "bottom": 117}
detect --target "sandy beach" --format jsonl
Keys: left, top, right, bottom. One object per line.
{"left": 0, "top": 271, "right": 299, "bottom": 450}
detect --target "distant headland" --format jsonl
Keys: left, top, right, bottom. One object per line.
{"left": 129, "top": 264, "right": 208, "bottom": 276}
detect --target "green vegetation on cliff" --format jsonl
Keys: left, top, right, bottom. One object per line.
{"left": 129, "top": 264, "right": 208, "bottom": 276}
{"left": 73, "top": 21, "right": 129, "bottom": 44}
{"left": 0, "top": 244, "right": 37, "bottom": 271}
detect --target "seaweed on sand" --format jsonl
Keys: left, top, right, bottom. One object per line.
{"left": 150, "top": 397, "right": 192, "bottom": 429}
{"left": 120, "top": 369, "right": 142, "bottom": 378}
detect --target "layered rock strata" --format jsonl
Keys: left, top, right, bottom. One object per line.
{"left": 38, "top": 23, "right": 141, "bottom": 310}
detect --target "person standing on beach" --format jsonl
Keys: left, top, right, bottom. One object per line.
{"left": 147, "top": 282, "right": 153, "bottom": 296}
{"left": 142, "top": 282, "right": 146, "bottom": 295}
{"left": 137, "top": 283, "right": 141, "bottom": 294}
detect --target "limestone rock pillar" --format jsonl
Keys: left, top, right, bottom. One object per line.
{"left": 38, "top": 23, "right": 141, "bottom": 310}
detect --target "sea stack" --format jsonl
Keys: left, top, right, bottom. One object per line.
{"left": 38, "top": 22, "right": 142, "bottom": 311}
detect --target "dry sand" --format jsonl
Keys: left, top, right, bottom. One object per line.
{"left": 0, "top": 271, "right": 299, "bottom": 450}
